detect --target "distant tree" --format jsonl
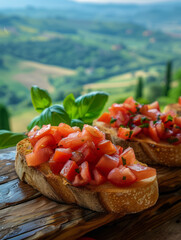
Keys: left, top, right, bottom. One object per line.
{"left": 135, "top": 77, "right": 143, "bottom": 100}
{"left": 164, "top": 61, "right": 172, "bottom": 96}
{"left": 0, "top": 104, "right": 10, "bottom": 130}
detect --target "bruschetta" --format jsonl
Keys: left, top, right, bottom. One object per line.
{"left": 94, "top": 97, "right": 181, "bottom": 167}
{"left": 15, "top": 123, "right": 158, "bottom": 213}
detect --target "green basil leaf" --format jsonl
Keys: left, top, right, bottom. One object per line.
{"left": 0, "top": 130, "right": 26, "bottom": 149}
{"left": 71, "top": 119, "right": 84, "bottom": 129}
{"left": 31, "top": 85, "right": 52, "bottom": 113}
{"left": 63, "top": 93, "right": 78, "bottom": 119}
{"left": 27, "top": 115, "right": 41, "bottom": 131}
{"left": 75, "top": 91, "right": 109, "bottom": 124}
{"left": 28, "top": 104, "right": 71, "bottom": 130}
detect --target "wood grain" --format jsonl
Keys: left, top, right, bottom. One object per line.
{"left": 0, "top": 148, "right": 181, "bottom": 240}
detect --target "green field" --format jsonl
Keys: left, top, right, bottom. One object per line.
{"left": 0, "top": 8, "right": 181, "bottom": 132}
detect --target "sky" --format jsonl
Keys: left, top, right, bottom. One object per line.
{"left": 74, "top": 0, "right": 176, "bottom": 3}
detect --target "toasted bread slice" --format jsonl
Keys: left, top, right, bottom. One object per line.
{"left": 15, "top": 138, "right": 158, "bottom": 213}
{"left": 94, "top": 121, "right": 181, "bottom": 167}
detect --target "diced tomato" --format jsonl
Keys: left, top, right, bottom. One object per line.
{"left": 49, "top": 160, "right": 64, "bottom": 175}
{"left": 71, "top": 151, "right": 84, "bottom": 165}
{"left": 132, "top": 114, "right": 148, "bottom": 125}
{"left": 26, "top": 147, "right": 53, "bottom": 167}
{"left": 148, "top": 101, "right": 160, "bottom": 111}
{"left": 78, "top": 141, "right": 98, "bottom": 164}
{"left": 52, "top": 148, "right": 72, "bottom": 163}
{"left": 118, "top": 127, "right": 132, "bottom": 140}
{"left": 58, "top": 123, "right": 76, "bottom": 137}
{"left": 97, "top": 112, "right": 111, "bottom": 124}
{"left": 97, "top": 140, "right": 117, "bottom": 156}
{"left": 96, "top": 154, "right": 119, "bottom": 176}
{"left": 149, "top": 121, "right": 160, "bottom": 142}
{"left": 60, "top": 160, "right": 79, "bottom": 182}
{"left": 124, "top": 96, "right": 138, "bottom": 113}
{"left": 50, "top": 126, "right": 62, "bottom": 144}
{"left": 83, "top": 125, "right": 105, "bottom": 144}
{"left": 119, "top": 147, "right": 136, "bottom": 166}
{"left": 163, "top": 111, "right": 175, "bottom": 128}
{"left": 132, "top": 126, "right": 142, "bottom": 137}
{"left": 140, "top": 105, "right": 160, "bottom": 121}
{"left": 33, "top": 134, "right": 56, "bottom": 152}
{"left": 90, "top": 168, "right": 106, "bottom": 186}
{"left": 128, "top": 164, "right": 156, "bottom": 181}
{"left": 79, "top": 161, "right": 91, "bottom": 183}
{"left": 116, "top": 145, "right": 123, "bottom": 155}
{"left": 108, "top": 167, "right": 136, "bottom": 187}
{"left": 28, "top": 125, "right": 40, "bottom": 137}
{"left": 174, "top": 117, "right": 181, "bottom": 128}
{"left": 167, "top": 133, "right": 181, "bottom": 145}
{"left": 162, "top": 129, "right": 174, "bottom": 140}
{"left": 29, "top": 124, "right": 51, "bottom": 146}
{"left": 178, "top": 96, "right": 181, "bottom": 105}
{"left": 58, "top": 132, "right": 91, "bottom": 150}
{"left": 155, "top": 121, "right": 165, "bottom": 139}
{"left": 72, "top": 174, "right": 87, "bottom": 187}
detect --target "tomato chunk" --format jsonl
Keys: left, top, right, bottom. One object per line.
{"left": 119, "top": 147, "right": 136, "bottom": 166}
{"left": 128, "top": 164, "right": 156, "bottom": 181}
{"left": 58, "top": 132, "right": 91, "bottom": 150}
{"left": 83, "top": 125, "right": 105, "bottom": 144}
{"left": 26, "top": 147, "right": 53, "bottom": 167}
{"left": 52, "top": 148, "right": 72, "bottom": 163}
{"left": 97, "top": 112, "right": 111, "bottom": 124}
{"left": 78, "top": 141, "right": 98, "bottom": 164}
{"left": 60, "top": 160, "right": 79, "bottom": 182}
{"left": 90, "top": 169, "right": 106, "bottom": 186}
{"left": 149, "top": 121, "right": 160, "bottom": 142}
{"left": 58, "top": 123, "right": 76, "bottom": 137}
{"left": 97, "top": 140, "right": 117, "bottom": 156}
{"left": 79, "top": 161, "right": 91, "bottom": 183}
{"left": 96, "top": 154, "right": 119, "bottom": 176}
{"left": 49, "top": 160, "right": 64, "bottom": 175}
{"left": 29, "top": 124, "right": 51, "bottom": 146}
{"left": 33, "top": 134, "right": 56, "bottom": 152}
{"left": 108, "top": 167, "right": 136, "bottom": 187}
{"left": 118, "top": 127, "right": 132, "bottom": 140}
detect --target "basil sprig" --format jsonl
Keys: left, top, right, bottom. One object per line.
{"left": 31, "top": 85, "right": 52, "bottom": 113}
{"left": 29, "top": 86, "right": 108, "bottom": 130}
{"left": 0, "top": 86, "right": 108, "bottom": 149}
{"left": 0, "top": 130, "right": 26, "bottom": 149}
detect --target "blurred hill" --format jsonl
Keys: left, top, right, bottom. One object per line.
{"left": 0, "top": 0, "right": 181, "bottom": 131}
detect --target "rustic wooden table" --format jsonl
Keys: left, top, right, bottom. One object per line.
{"left": 0, "top": 147, "right": 181, "bottom": 240}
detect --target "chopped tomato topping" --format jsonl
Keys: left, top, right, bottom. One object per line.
{"left": 128, "top": 164, "right": 156, "bottom": 181}
{"left": 26, "top": 147, "right": 53, "bottom": 167}
{"left": 27, "top": 122, "right": 157, "bottom": 187}
{"left": 96, "top": 154, "right": 119, "bottom": 176}
{"left": 97, "top": 112, "right": 111, "bottom": 124}
{"left": 60, "top": 160, "right": 79, "bottom": 182}
{"left": 119, "top": 147, "right": 136, "bottom": 166}
{"left": 90, "top": 168, "right": 106, "bottom": 186}
{"left": 97, "top": 140, "right": 117, "bottom": 156}
{"left": 33, "top": 135, "right": 56, "bottom": 152}
{"left": 52, "top": 148, "right": 72, "bottom": 163}
{"left": 108, "top": 167, "right": 136, "bottom": 187}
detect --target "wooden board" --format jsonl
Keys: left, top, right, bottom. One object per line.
{"left": 0, "top": 147, "right": 181, "bottom": 240}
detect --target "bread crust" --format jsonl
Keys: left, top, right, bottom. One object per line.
{"left": 15, "top": 139, "right": 158, "bottom": 213}
{"left": 94, "top": 121, "right": 181, "bottom": 167}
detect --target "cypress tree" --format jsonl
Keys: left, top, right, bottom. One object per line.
{"left": 135, "top": 77, "right": 143, "bottom": 100}
{"left": 0, "top": 104, "right": 10, "bottom": 130}
{"left": 164, "top": 61, "right": 172, "bottom": 96}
